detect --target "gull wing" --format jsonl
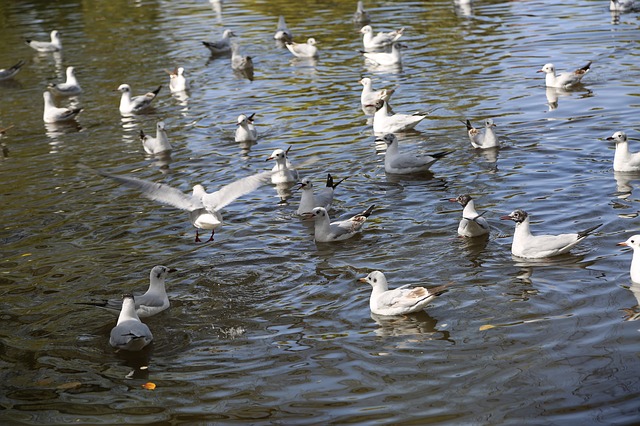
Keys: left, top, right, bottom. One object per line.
{"left": 202, "top": 170, "right": 273, "bottom": 211}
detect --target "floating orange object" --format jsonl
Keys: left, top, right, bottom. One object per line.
{"left": 141, "top": 382, "right": 156, "bottom": 390}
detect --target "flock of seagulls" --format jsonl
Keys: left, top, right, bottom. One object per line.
{"left": 3, "top": 0, "right": 639, "bottom": 352}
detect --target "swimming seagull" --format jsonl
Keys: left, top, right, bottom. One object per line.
{"left": 304, "top": 205, "right": 375, "bottom": 242}
{"left": 464, "top": 118, "right": 499, "bottom": 149}
{"left": 48, "top": 66, "right": 82, "bottom": 96}
{"left": 610, "top": 0, "right": 636, "bottom": 12}
{"left": 361, "top": 42, "right": 403, "bottom": 66}
{"left": 165, "top": 67, "right": 189, "bottom": 93}
{"left": 116, "top": 84, "right": 161, "bottom": 115}
{"left": 500, "top": 209, "right": 602, "bottom": 259}
{"left": 359, "top": 77, "right": 395, "bottom": 108}
{"left": 25, "top": 30, "right": 62, "bottom": 52}
{"left": 353, "top": 1, "right": 371, "bottom": 24}
{"left": 274, "top": 16, "right": 292, "bottom": 42}
{"left": 109, "top": 294, "right": 153, "bottom": 351}
{"left": 359, "top": 25, "right": 404, "bottom": 50}
{"left": 140, "top": 121, "right": 171, "bottom": 155}
{"left": 82, "top": 165, "right": 274, "bottom": 242}
{"left": 42, "top": 91, "right": 82, "bottom": 123}
{"left": 0, "top": 60, "right": 25, "bottom": 80}
{"left": 202, "top": 29, "right": 236, "bottom": 55}
{"left": 359, "top": 270, "right": 447, "bottom": 316}
{"left": 448, "top": 194, "right": 489, "bottom": 237}
{"left": 81, "top": 266, "right": 177, "bottom": 318}
{"left": 618, "top": 235, "right": 640, "bottom": 283}
{"left": 231, "top": 43, "right": 254, "bottom": 72}
{"left": 370, "top": 100, "right": 430, "bottom": 134}
{"left": 266, "top": 147, "right": 299, "bottom": 184}
{"left": 606, "top": 131, "right": 640, "bottom": 173}
{"left": 286, "top": 38, "right": 318, "bottom": 58}
{"left": 235, "top": 113, "right": 257, "bottom": 143}
{"left": 537, "top": 62, "right": 591, "bottom": 88}
{"left": 296, "top": 174, "right": 346, "bottom": 215}
{"left": 378, "top": 133, "right": 452, "bottom": 174}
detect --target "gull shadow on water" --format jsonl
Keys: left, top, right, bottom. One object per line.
{"left": 146, "top": 151, "right": 173, "bottom": 174}
{"left": 544, "top": 86, "right": 593, "bottom": 111}
{"left": 238, "top": 140, "right": 257, "bottom": 159}
{"left": 370, "top": 311, "right": 452, "bottom": 341}
{"left": 44, "top": 121, "right": 82, "bottom": 152}
{"left": 510, "top": 252, "right": 589, "bottom": 269}
{"left": 364, "top": 61, "right": 402, "bottom": 76}
{"left": 113, "top": 344, "right": 153, "bottom": 380}
{"left": 621, "top": 281, "right": 640, "bottom": 321}
{"left": 209, "top": 0, "right": 222, "bottom": 23}
{"left": 473, "top": 146, "right": 500, "bottom": 167}
{"left": 454, "top": 234, "right": 490, "bottom": 266}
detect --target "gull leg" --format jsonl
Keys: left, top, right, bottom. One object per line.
{"left": 195, "top": 230, "right": 202, "bottom": 243}
{"left": 206, "top": 229, "right": 215, "bottom": 242}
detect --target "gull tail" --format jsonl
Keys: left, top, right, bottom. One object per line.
{"left": 326, "top": 173, "right": 347, "bottom": 189}
{"left": 427, "top": 283, "right": 451, "bottom": 297}
{"left": 579, "top": 61, "right": 592, "bottom": 73}
{"left": 463, "top": 119, "right": 474, "bottom": 131}
{"left": 11, "top": 59, "right": 26, "bottom": 71}
{"left": 360, "top": 204, "right": 375, "bottom": 218}
{"left": 247, "top": 112, "right": 256, "bottom": 122}
{"left": 139, "top": 129, "right": 146, "bottom": 140}
{"left": 578, "top": 223, "right": 602, "bottom": 238}
{"left": 152, "top": 85, "right": 162, "bottom": 96}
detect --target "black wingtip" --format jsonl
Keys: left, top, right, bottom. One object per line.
{"left": 361, "top": 204, "right": 375, "bottom": 217}
{"left": 581, "top": 61, "right": 592, "bottom": 72}
{"left": 464, "top": 119, "right": 473, "bottom": 130}
{"left": 153, "top": 85, "right": 162, "bottom": 95}
{"left": 139, "top": 129, "right": 145, "bottom": 139}
{"left": 578, "top": 223, "right": 602, "bottom": 238}
{"left": 432, "top": 150, "right": 454, "bottom": 159}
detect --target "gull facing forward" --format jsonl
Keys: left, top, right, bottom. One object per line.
{"left": 235, "top": 113, "right": 257, "bottom": 143}
{"left": 166, "top": 67, "right": 189, "bottom": 93}
{"left": 305, "top": 205, "right": 374, "bottom": 242}
{"left": 359, "top": 271, "right": 447, "bottom": 316}
{"left": 501, "top": 209, "right": 602, "bottom": 259}
{"left": 606, "top": 131, "right": 640, "bottom": 173}
{"left": 109, "top": 294, "right": 153, "bottom": 351}
{"left": 117, "top": 84, "right": 161, "bottom": 115}
{"left": 537, "top": 61, "right": 591, "bottom": 89}
{"left": 464, "top": 118, "right": 498, "bottom": 149}
{"left": 449, "top": 194, "right": 489, "bottom": 237}
{"left": 140, "top": 121, "right": 171, "bottom": 155}
{"left": 296, "top": 174, "right": 346, "bottom": 215}
{"left": 266, "top": 147, "right": 299, "bottom": 184}
{"left": 378, "top": 134, "right": 451, "bottom": 174}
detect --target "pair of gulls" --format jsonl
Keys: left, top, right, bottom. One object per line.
{"left": 359, "top": 25, "right": 405, "bottom": 66}
{"left": 42, "top": 66, "right": 84, "bottom": 123}
{"left": 202, "top": 30, "right": 254, "bottom": 73}
{"left": 272, "top": 16, "right": 318, "bottom": 58}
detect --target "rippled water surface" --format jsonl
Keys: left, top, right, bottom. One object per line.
{"left": 1, "top": 0, "right": 640, "bottom": 424}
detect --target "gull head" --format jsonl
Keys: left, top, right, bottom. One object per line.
{"left": 296, "top": 177, "right": 313, "bottom": 190}
{"left": 223, "top": 29, "right": 236, "bottom": 39}
{"left": 450, "top": 194, "right": 472, "bottom": 207}
{"left": 358, "top": 270, "right": 389, "bottom": 291}
{"left": 306, "top": 206, "right": 328, "bottom": 221}
{"left": 500, "top": 209, "right": 528, "bottom": 223}
{"left": 618, "top": 235, "right": 640, "bottom": 251}
{"left": 538, "top": 63, "right": 555, "bottom": 74}
{"left": 375, "top": 133, "right": 396, "bottom": 146}
{"left": 359, "top": 77, "right": 372, "bottom": 87}
{"left": 156, "top": 121, "right": 165, "bottom": 131}
{"left": 51, "top": 30, "right": 60, "bottom": 40}
{"left": 150, "top": 265, "right": 176, "bottom": 281}
{"left": 306, "top": 38, "right": 317, "bottom": 46}
{"left": 607, "top": 131, "right": 627, "bottom": 144}
{"left": 266, "top": 148, "right": 287, "bottom": 162}
{"left": 484, "top": 118, "right": 496, "bottom": 128}
{"left": 176, "top": 67, "right": 185, "bottom": 76}
{"left": 359, "top": 25, "right": 373, "bottom": 35}
{"left": 237, "top": 114, "right": 248, "bottom": 125}
{"left": 117, "top": 84, "right": 131, "bottom": 93}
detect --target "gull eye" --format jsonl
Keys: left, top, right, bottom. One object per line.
{"left": 373, "top": 278, "right": 377, "bottom": 283}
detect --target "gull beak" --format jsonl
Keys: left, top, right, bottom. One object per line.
{"left": 168, "top": 268, "right": 178, "bottom": 273}
{"left": 618, "top": 241, "right": 629, "bottom": 247}
{"left": 265, "top": 156, "right": 274, "bottom": 161}
{"left": 447, "top": 198, "right": 458, "bottom": 202}
{"left": 358, "top": 277, "right": 368, "bottom": 283}
{"left": 499, "top": 215, "right": 513, "bottom": 221}
{"left": 536, "top": 69, "right": 544, "bottom": 73}
{"left": 606, "top": 137, "right": 615, "bottom": 141}
{"left": 301, "top": 212, "right": 314, "bottom": 219}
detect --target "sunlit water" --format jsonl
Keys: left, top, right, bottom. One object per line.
{"left": 1, "top": 0, "right": 639, "bottom": 423}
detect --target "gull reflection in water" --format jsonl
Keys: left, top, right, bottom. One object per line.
{"left": 622, "top": 281, "right": 640, "bottom": 321}
{"left": 210, "top": 0, "right": 222, "bottom": 23}
{"left": 613, "top": 171, "right": 640, "bottom": 200}
{"left": 370, "top": 310, "right": 448, "bottom": 340}
{"left": 115, "top": 345, "right": 152, "bottom": 380}
{"left": 45, "top": 121, "right": 82, "bottom": 153}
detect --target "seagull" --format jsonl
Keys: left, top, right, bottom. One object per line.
{"left": 304, "top": 205, "right": 375, "bottom": 242}
{"left": 83, "top": 165, "right": 274, "bottom": 242}
{"left": 140, "top": 121, "right": 171, "bottom": 155}
{"left": 370, "top": 100, "right": 429, "bottom": 134}
{"left": 500, "top": 209, "right": 602, "bottom": 259}
{"left": 0, "top": 60, "right": 25, "bottom": 80}
{"left": 610, "top": 0, "right": 636, "bottom": 12}
{"left": 109, "top": 294, "right": 153, "bottom": 351}
{"left": 296, "top": 173, "right": 346, "bottom": 215}
{"left": 235, "top": 113, "right": 257, "bottom": 143}
{"left": 42, "top": 92, "right": 82, "bottom": 123}
{"left": 274, "top": 16, "right": 292, "bottom": 42}
{"left": 353, "top": 1, "right": 371, "bottom": 24}
{"left": 537, "top": 61, "right": 591, "bottom": 88}
{"left": 165, "top": 67, "right": 189, "bottom": 93}
{"left": 361, "top": 42, "right": 403, "bottom": 66}
{"left": 48, "top": 66, "right": 82, "bottom": 96}
{"left": 618, "top": 235, "right": 640, "bottom": 283}
{"left": 116, "top": 84, "right": 161, "bottom": 115}
{"left": 464, "top": 118, "right": 499, "bottom": 149}
{"left": 359, "top": 271, "right": 447, "bottom": 316}
{"left": 81, "top": 266, "right": 176, "bottom": 318}
{"left": 359, "top": 25, "right": 404, "bottom": 50}
{"left": 266, "top": 147, "right": 299, "bottom": 184}
{"left": 286, "top": 38, "right": 318, "bottom": 58}
{"left": 231, "top": 43, "right": 254, "bottom": 72}
{"left": 377, "top": 133, "right": 452, "bottom": 174}
{"left": 359, "top": 77, "right": 395, "bottom": 108}
{"left": 202, "top": 29, "right": 236, "bottom": 55}
{"left": 448, "top": 194, "right": 489, "bottom": 237}
{"left": 606, "top": 131, "right": 640, "bottom": 173}
{"left": 25, "top": 30, "right": 61, "bottom": 52}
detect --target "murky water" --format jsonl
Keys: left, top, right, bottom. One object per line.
{"left": 1, "top": 0, "right": 639, "bottom": 423}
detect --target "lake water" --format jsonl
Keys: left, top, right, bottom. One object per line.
{"left": 1, "top": 0, "right": 639, "bottom": 424}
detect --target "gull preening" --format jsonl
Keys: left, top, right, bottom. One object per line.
{"left": 25, "top": 30, "right": 62, "bottom": 52}
{"left": 464, "top": 118, "right": 499, "bottom": 149}
{"left": 48, "top": 66, "right": 82, "bottom": 96}
{"left": 117, "top": 84, "right": 161, "bottom": 115}
{"left": 618, "top": 235, "right": 640, "bottom": 283}
{"left": 606, "top": 131, "right": 640, "bottom": 173}
{"left": 266, "top": 147, "right": 299, "bottom": 184}
{"left": 109, "top": 294, "right": 153, "bottom": 351}
{"left": 296, "top": 173, "right": 346, "bottom": 215}
{"left": 359, "top": 77, "right": 395, "bottom": 109}
{"left": 166, "top": 67, "right": 189, "bottom": 93}
{"left": 537, "top": 61, "right": 591, "bottom": 89}
{"left": 359, "top": 25, "right": 404, "bottom": 50}
{"left": 500, "top": 209, "right": 602, "bottom": 259}
{"left": 82, "top": 266, "right": 176, "bottom": 318}
{"left": 0, "top": 60, "right": 25, "bottom": 81}
{"left": 202, "top": 29, "right": 236, "bottom": 55}
{"left": 235, "top": 113, "right": 257, "bottom": 143}
{"left": 83, "top": 165, "right": 274, "bottom": 242}
{"left": 42, "top": 91, "right": 82, "bottom": 123}
{"left": 378, "top": 134, "right": 452, "bottom": 174}
{"left": 359, "top": 270, "right": 447, "bottom": 316}
{"left": 141, "top": 121, "right": 171, "bottom": 155}
{"left": 448, "top": 194, "right": 490, "bottom": 237}
{"left": 370, "top": 100, "right": 429, "bottom": 134}
{"left": 274, "top": 16, "right": 292, "bottom": 42}
{"left": 286, "top": 38, "right": 318, "bottom": 58}
{"left": 353, "top": 1, "right": 371, "bottom": 24}
{"left": 304, "top": 205, "right": 374, "bottom": 242}
{"left": 361, "top": 42, "right": 403, "bottom": 66}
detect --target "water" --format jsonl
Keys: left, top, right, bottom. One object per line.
{"left": 1, "top": 0, "right": 639, "bottom": 423}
